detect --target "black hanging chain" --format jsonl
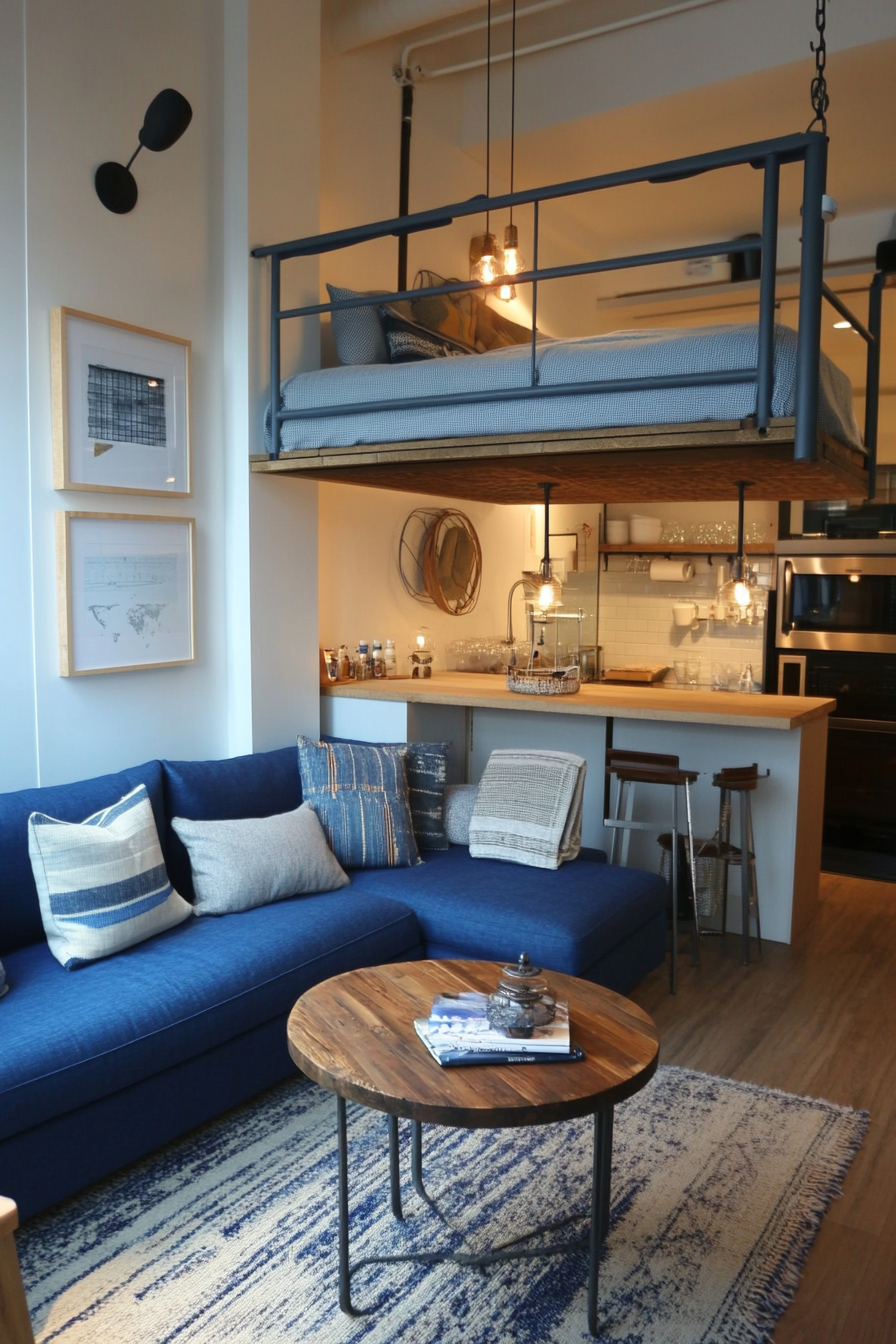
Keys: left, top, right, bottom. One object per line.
{"left": 807, "top": 0, "right": 829, "bottom": 134}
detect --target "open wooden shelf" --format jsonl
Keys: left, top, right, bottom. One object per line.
{"left": 601, "top": 542, "right": 776, "bottom": 554}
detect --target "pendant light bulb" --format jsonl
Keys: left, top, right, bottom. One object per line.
{"left": 498, "top": 282, "right": 516, "bottom": 302}
{"left": 473, "top": 232, "right": 500, "bottom": 285}
{"left": 537, "top": 579, "right": 561, "bottom": 612}
{"left": 733, "top": 580, "right": 752, "bottom": 608}
{"left": 502, "top": 223, "right": 525, "bottom": 276}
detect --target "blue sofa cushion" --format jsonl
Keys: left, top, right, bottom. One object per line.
{"left": 0, "top": 761, "right": 165, "bottom": 956}
{"left": 162, "top": 747, "right": 302, "bottom": 901}
{"left": 0, "top": 889, "right": 421, "bottom": 1143}
{"left": 347, "top": 844, "right": 667, "bottom": 978}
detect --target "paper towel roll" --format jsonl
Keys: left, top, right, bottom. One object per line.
{"left": 649, "top": 558, "right": 695, "bottom": 582}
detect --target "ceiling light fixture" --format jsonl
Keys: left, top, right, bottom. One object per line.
{"left": 719, "top": 480, "right": 757, "bottom": 620}
{"left": 94, "top": 88, "right": 192, "bottom": 214}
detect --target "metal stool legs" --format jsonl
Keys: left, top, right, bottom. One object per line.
{"left": 713, "top": 765, "right": 767, "bottom": 965}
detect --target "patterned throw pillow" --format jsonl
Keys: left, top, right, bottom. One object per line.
{"left": 403, "top": 743, "right": 450, "bottom": 850}
{"left": 171, "top": 804, "right": 350, "bottom": 915}
{"left": 297, "top": 738, "right": 421, "bottom": 869}
{"left": 28, "top": 784, "right": 191, "bottom": 969}
{"left": 381, "top": 270, "right": 537, "bottom": 354}
{"left": 327, "top": 284, "right": 389, "bottom": 365}
{"left": 381, "top": 312, "right": 470, "bottom": 364}
{"left": 0, "top": 958, "right": 8, "bottom": 999}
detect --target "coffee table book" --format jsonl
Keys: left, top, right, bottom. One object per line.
{"left": 414, "top": 1019, "right": 584, "bottom": 1068}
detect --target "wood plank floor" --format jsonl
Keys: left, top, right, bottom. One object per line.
{"left": 629, "top": 871, "right": 896, "bottom": 1344}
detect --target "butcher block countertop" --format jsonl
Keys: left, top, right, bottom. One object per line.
{"left": 320, "top": 672, "right": 834, "bottom": 731}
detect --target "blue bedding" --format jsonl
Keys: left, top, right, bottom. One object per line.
{"left": 265, "top": 323, "right": 862, "bottom": 454}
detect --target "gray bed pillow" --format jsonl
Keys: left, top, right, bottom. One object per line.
{"left": 444, "top": 783, "right": 479, "bottom": 846}
{"left": 171, "top": 803, "right": 350, "bottom": 916}
{"left": 327, "top": 284, "right": 389, "bottom": 365}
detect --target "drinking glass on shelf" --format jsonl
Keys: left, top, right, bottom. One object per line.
{"left": 661, "top": 520, "right": 687, "bottom": 544}
{"left": 673, "top": 660, "right": 688, "bottom": 687}
{"left": 685, "top": 656, "right": 703, "bottom": 688}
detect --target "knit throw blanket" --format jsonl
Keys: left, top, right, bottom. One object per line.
{"left": 469, "top": 749, "right": 586, "bottom": 869}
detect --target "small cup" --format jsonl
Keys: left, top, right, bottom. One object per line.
{"left": 672, "top": 601, "right": 698, "bottom": 628}
{"left": 605, "top": 519, "right": 629, "bottom": 545}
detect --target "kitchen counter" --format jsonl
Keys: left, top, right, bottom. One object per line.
{"left": 321, "top": 673, "right": 834, "bottom": 731}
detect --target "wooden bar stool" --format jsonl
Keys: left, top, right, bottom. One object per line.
{"left": 605, "top": 748, "right": 700, "bottom": 993}
{"left": 712, "top": 764, "right": 769, "bottom": 965}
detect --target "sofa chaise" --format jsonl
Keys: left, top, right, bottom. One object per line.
{"left": 0, "top": 744, "right": 667, "bottom": 1219}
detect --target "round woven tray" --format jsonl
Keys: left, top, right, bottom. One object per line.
{"left": 506, "top": 666, "right": 581, "bottom": 696}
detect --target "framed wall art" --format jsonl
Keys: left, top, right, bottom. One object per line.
{"left": 51, "top": 308, "right": 191, "bottom": 496}
{"left": 56, "top": 512, "right": 195, "bottom": 676}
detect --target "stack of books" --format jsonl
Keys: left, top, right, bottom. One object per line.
{"left": 414, "top": 990, "right": 583, "bottom": 1068}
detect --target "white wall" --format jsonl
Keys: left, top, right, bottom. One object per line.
{"left": 0, "top": 0, "right": 322, "bottom": 792}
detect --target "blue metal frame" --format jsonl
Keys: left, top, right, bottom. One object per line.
{"left": 252, "top": 130, "right": 866, "bottom": 478}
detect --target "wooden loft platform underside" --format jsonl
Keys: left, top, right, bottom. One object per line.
{"left": 249, "top": 419, "right": 867, "bottom": 504}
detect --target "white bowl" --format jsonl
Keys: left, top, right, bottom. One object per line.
{"left": 629, "top": 516, "right": 662, "bottom": 544}
{"left": 605, "top": 519, "right": 629, "bottom": 544}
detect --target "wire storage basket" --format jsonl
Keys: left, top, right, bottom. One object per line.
{"left": 506, "top": 666, "right": 581, "bottom": 696}
{"left": 658, "top": 833, "right": 726, "bottom": 920}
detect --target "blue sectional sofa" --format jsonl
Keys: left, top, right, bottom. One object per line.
{"left": 0, "top": 745, "right": 668, "bottom": 1219}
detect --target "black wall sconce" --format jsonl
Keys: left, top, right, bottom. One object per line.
{"left": 94, "top": 88, "right": 193, "bottom": 214}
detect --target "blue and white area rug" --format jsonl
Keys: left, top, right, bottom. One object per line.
{"left": 19, "top": 1067, "right": 867, "bottom": 1344}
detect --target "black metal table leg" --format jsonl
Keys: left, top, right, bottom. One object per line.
{"left": 411, "top": 1119, "right": 430, "bottom": 1204}
{"left": 588, "top": 1107, "right": 614, "bottom": 1338}
{"left": 388, "top": 1114, "right": 403, "bottom": 1220}
{"left": 336, "top": 1094, "right": 358, "bottom": 1317}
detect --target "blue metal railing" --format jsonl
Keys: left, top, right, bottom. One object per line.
{"left": 252, "top": 129, "right": 870, "bottom": 480}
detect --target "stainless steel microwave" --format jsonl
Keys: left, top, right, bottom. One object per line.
{"left": 776, "top": 554, "right": 896, "bottom": 653}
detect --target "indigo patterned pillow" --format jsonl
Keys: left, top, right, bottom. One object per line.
{"left": 297, "top": 738, "right": 421, "bottom": 869}
{"left": 27, "top": 784, "right": 191, "bottom": 969}
{"left": 320, "top": 737, "right": 450, "bottom": 851}
{"left": 0, "top": 958, "right": 7, "bottom": 999}
{"left": 403, "top": 742, "right": 450, "bottom": 850}
{"left": 327, "top": 284, "right": 389, "bottom": 365}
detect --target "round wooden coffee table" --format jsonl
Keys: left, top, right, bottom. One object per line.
{"left": 287, "top": 959, "right": 659, "bottom": 1337}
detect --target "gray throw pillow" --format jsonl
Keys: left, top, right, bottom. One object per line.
{"left": 327, "top": 284, "right": 389, "bottom": 365}
{"left": 444, "top": 783, "right": 478, "bottom": 846}
{"left": 171, "top": 803, "right": 350, "bottom": 916}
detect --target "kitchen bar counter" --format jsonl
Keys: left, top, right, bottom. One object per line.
{"left": 321, "top": 673, "right": 834, "bottom": 731}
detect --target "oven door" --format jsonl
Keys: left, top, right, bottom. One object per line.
{"left": 777, "top": 555, "right": 896, "bottom": 653}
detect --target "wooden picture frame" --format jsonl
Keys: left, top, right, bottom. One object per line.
{"left": 51, "top": 308, "right": 191, "bottom": 496}
{"left": 56, "top": 512, "right": 196, "bottom": 676}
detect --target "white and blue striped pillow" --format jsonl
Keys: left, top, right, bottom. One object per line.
{"left": 28, "top": 785, "right": 191, "bottom": 970}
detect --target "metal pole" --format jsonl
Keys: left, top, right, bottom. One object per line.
{"left": 269, "top": 254, "right": 281, "bottom": 460}
{"left": 865, "top": 272, "right": 883, "bottom": 500}
{"left": 756, "top": 154, "right": 780, "bottom": 431}
{"left": 530, "top": 201, "right": 539, "bottom": 387}
{"left": 793, "top": 133, "right": 827, "bottom": 462}
{"left": 398, "top": 81, "right": 414, "bottom": 291}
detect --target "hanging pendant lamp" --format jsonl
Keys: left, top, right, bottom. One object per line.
{"left": 719, "top": 481, "right": 756, "bottom": 620}
{"left": 499, "top": 0, "right": 525, "bottom": 299}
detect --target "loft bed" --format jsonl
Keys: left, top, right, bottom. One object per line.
{"left": 250, "top": 131, "right": 885, "bottom": 504}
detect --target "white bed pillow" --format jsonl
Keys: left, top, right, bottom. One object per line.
{"left": 171, "top": 803, "right": 350, "bottom": 916}
{"left": 28, "top": 785, "right": 191, "bottom": 969}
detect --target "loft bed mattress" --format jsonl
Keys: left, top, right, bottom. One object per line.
{"left": 265, "top": 323, "right": 862, "bottom": 454}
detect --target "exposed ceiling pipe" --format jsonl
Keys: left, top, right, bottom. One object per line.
{"left": 329, "top": 0, "right": 483, "bottom": 55}
{"left": 400, "top": 0, "right": 725, "bottom": 82}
